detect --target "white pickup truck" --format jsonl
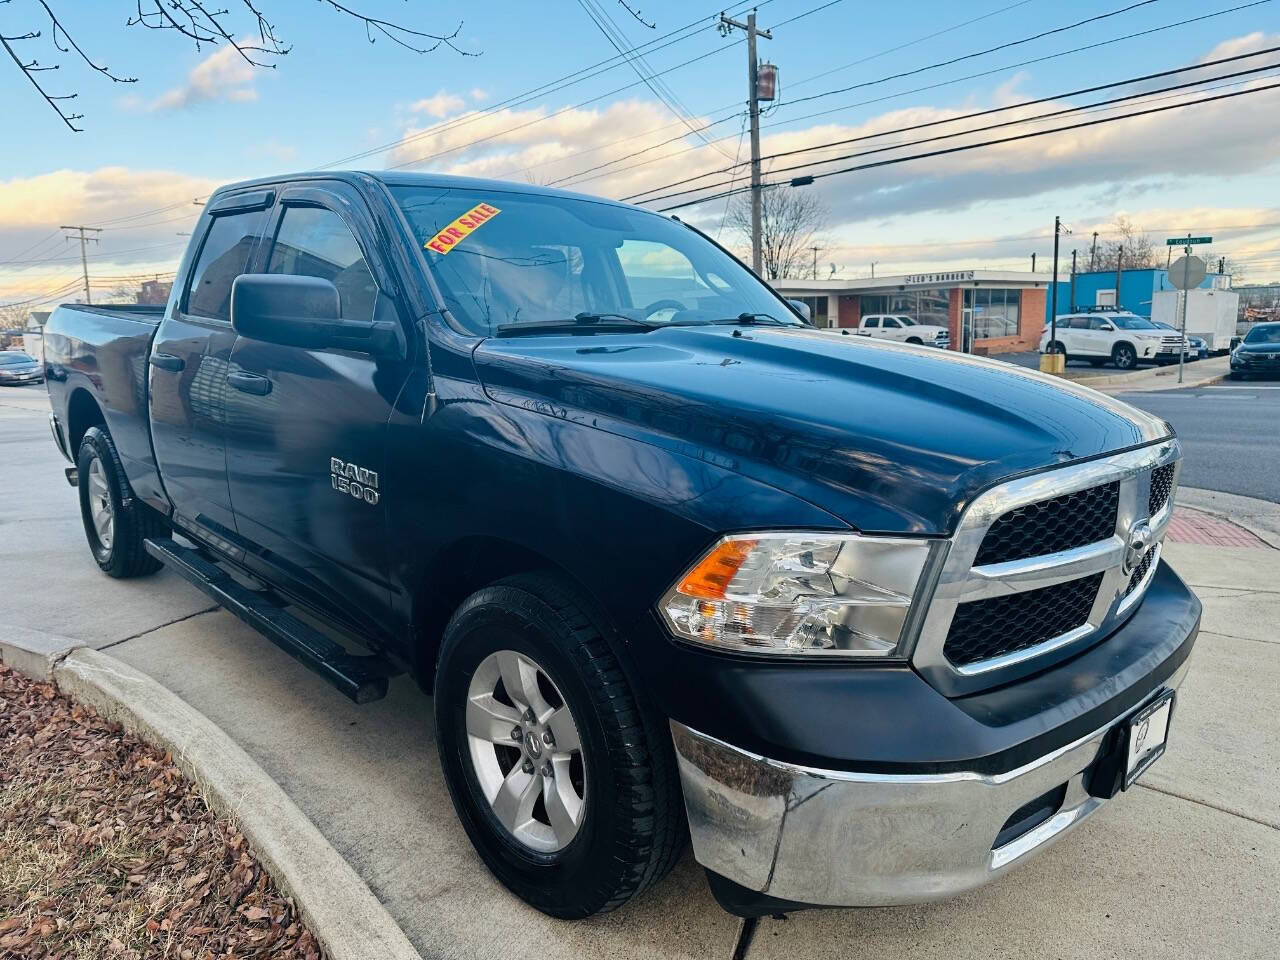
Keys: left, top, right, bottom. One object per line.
{"left": 1041, "top": 311, "right": 1190, "bottom": 370}
{"left": 832, "top": 314, "right": 951, "bottom": 348}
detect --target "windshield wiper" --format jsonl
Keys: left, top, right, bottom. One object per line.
{"left": 495, "top": 312, "right": 660, "bottom": 337}
{"left": 712, "top": 312, "right": 795, "bottom": 327}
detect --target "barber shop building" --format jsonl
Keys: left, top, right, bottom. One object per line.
{"left": 773, "top": 270, "right": 1049, "bottom": 355}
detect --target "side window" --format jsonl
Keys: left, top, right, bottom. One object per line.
{"left": 883, "top": 317, "right": 901, "bottom": 329}
{"left": 185, "top": 208, "right": 267, "bottom": 322}
{"left": 1068, "top": 316, "right": 1089, "bottom": 329}
{"left": 1089, "top": 317, "right": 1112, "bottom": 331}
{"left": 267, "top": 206, "right": 377, "bottom": 322}
{"left": 864, "top": 317, "right": 880, "bottom": 328}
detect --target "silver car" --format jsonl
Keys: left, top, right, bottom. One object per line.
{"left": 0, "top": 350, "right": 44, "bottom": 384}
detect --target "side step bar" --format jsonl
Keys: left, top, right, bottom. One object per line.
{"left": 144, "top": 537, "right": 393, "bottom": 704}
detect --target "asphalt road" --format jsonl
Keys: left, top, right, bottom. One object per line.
{"left": 1120, "top": 382, "right": 1280, "bottom": 503}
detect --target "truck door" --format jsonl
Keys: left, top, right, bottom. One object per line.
{"left": 223, "top": 183, "right": 411, "bottom": 640}
{"left": 149, "top": 192, "right": 272, "bottom": 539}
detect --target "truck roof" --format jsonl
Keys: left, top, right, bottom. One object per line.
{"left": 207, "top": 170, "right": 644, "bottom": 214}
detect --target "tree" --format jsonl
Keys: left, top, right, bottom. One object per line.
{"left": 1, "top": 1, "right": 475, "bottom": 132}
{"left": 727, "top": 189, "right": 830, "bottom": 281}
{"left": 1090, "top": 216, "right": 1159, "bottom": 272}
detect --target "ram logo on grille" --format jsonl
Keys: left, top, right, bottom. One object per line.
{"left": 1122, "top": 521, "right": 1154, "bottom": 577}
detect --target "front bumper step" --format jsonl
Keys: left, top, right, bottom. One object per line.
{"left": 143, "top": 537, "right": 394, "bottom": 703}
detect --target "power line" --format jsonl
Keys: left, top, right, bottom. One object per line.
{"left": 777, "top": 0, "right": 1166, "bottom": 110}
{"left": 379, "top": 0, "right": 837, "bottom": 173}
{"left": 559, "top": 0, "right": 1269, "bottom": 193}
{"left": 543, "top": 0, "right": 1053, "bottom": 189}
{"left": 624, "top": 48, "right": 1280, "bottom": 201}
{"left": 574, "top": 0, "right": 737, "bottom": 159}
{"left": 319, "top": 0, "right": 774, "bottom": 170}
{"left": 654, "top": 78, "right": 1280, "bottom": 210}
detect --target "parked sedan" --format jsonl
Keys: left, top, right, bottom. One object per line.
{"left": 1230, "top": 322, "right": 1280, "bottom": 379}
{"left": 1151, "top": 321, "right": 1209, "bottom": 360}
{"left": 0, "top": 350, "right": 43, "bottom": 384}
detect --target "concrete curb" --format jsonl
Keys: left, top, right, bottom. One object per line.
{"left": 1062, "top": 355, "right": 1229, "bottom": 393}
{"left": 0, "top": 631, "right": 422, "bottom": 960}
{"left": 1177, "top": 487, "right": 1280, "bottom": 550}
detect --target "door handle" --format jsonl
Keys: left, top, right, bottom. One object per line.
{"left": 150, "top": 353, "right": 185, "bottom": 372}
{"left": 226, "top": 372, "right": 272, "bottom": 396}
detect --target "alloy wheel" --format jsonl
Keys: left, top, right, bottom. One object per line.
{"left": 465, "top": 650, "right": 587, "bottom": 853}
{"left": 87, "top": 456, "right": 114, "bottom": 551}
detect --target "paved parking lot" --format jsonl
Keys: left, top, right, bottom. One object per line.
{"left": 2, "top": 382, "right": 1278, "bottom": 960}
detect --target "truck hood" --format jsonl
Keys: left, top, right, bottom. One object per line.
{"left": 473, "top": 326, "right": 1171, "bottom": 535}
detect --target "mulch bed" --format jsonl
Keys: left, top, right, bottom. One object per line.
{"left": 0, "top": 662, "right": 326, "bottom": 959}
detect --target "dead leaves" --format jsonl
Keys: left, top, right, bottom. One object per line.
{"left": 0, "top": 663, "right": 326, "bottom": 959}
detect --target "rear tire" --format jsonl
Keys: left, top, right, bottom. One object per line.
{"left": 1112, "top": 343, "right": 1137, "bottom": 370}
{"left": 76, "top": 426, "right": 165, "bottom": 578}
{"left": 433, "top": 573, "right": 685, "bottom": 918}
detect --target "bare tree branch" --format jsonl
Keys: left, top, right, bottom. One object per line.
{"left": 1, "top": 33, "right": 83, "bottom": 131}
{"left": 727, "top": 189, "right": 830, "bottom": 281}
{"left": 9, "top": 1, "right": 479, "bottom": 130}
{"left": 316, "top": 2, "right": 476, "bottom": 56}
{"left": 37, "top": 1, "right": 136, "bottom": 82}
{"left": 617, "top": 0, "right": 655, "bottom": 29}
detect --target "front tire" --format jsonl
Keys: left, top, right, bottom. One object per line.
{"left": 1112, "top": 342, "right": 1137, "bottom": 370}
{"left": 76, "top": 426, "right": 165, "bottom": 578}
{"left": 906, "top": 336, "right": 923, "bottom": 345}
{"left": 434, "top": 573, "right": 685, "bottom": 918}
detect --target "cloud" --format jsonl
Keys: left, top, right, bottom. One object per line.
{"left": 152, "top": 45, "right": 258, "bottom": 111}
{"left": 410, "top": 90, "right": 467, "bottom": 118}
{"left": 0, "top": 167, "right": 219, "bottom": 303}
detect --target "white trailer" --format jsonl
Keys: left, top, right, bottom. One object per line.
{"left": 1152, "top": 287, "right": 1239, "bottom": 352}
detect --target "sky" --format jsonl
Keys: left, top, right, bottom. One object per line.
{"left": 2, "top": 0, "right": 1280, "bottom": 310}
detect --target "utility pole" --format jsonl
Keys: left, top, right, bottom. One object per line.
{"left": 1115, "top": 245, "right": 1123, "bottom": 308}
{"left": 1030, "top": 252, "right": 1036, "bottom": 272}
{"left": 720, "top": 10, "right": 772, "bottom": 276}
{"left": 1069, "top": 249, "right": 1078, "bottom": 311}
{"left": 811, "top": 245, "right": 819, "bottom": 279}
{"left": 1049, "top": 216, "right": 1070, "bottom": 355}
{"left": 870, "top": 261, "right": 877, "bottom": 279}
{"left": 1089, "top": 231, "right": 1099, "bottom": 271}
{"left": 60, "top": 225, "right": 101, "bottom": 304}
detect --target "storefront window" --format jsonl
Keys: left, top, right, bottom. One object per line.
{"left": 860, "top": 289, "right": 949, "bottom": 325}
{"left": 966, "top": 288, "right": 1021, "bottom": 339}
{"left": 793, "top": 295, "right": 829, "bottom": 327}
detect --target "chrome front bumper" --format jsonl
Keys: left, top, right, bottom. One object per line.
{"left": 671, "top": 658, "right": 1188, "bottom": 908}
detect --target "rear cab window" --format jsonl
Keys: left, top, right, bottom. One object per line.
{"left": 184, "top": 208, "right": 268, "bottom": 322}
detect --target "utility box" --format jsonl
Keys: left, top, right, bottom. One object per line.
{"left": 756, "top": 62, "right": 778, "bottom": 101}
{"left": 1152, "top": 288, "right": 1239, "bottom": 352}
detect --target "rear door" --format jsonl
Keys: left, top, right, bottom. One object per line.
{"left": 149, "top": 191, "right": 272, "bottom": 539}
{"left": 223, "top": 182, "right": 412, "bottom": 639}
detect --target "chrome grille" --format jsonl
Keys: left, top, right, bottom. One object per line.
{"left": 911, "top": 442, "right": 1181, "bottom": 696}
{"left": 1149, "top": 463, "right": 1175, "bottom": 515}
{"left": 944, "top": 573, "right": 1104, "bottom": 667}
{"left": 975, "top": 482, "right": 1119, "bottom": 566}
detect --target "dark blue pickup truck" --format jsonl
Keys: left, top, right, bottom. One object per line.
{"left": 43, "top": 171, "right": 1200, "bottom": 920}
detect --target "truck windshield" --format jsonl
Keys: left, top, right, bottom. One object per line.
{"left": 389, "top": 185, "right": 802, "bottom": 336}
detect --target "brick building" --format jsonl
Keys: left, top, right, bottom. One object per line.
{"left": 773, "top": 270, "right": 1049, "bottom": 355}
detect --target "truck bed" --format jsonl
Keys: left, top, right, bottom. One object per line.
{"left": 44, "top": 302, "right": 166, "bottom": 508}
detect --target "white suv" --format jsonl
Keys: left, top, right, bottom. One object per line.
{"left": 1041, "top": 312, "right": 1189, "bottom": 370}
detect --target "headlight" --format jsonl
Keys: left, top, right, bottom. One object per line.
{"left": 659, "top": 533, "right": 938, "bottom": 658}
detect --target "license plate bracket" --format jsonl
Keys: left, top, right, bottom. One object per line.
{"left": 1123, "top": 689, "right": 1175, "bottom": 789}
